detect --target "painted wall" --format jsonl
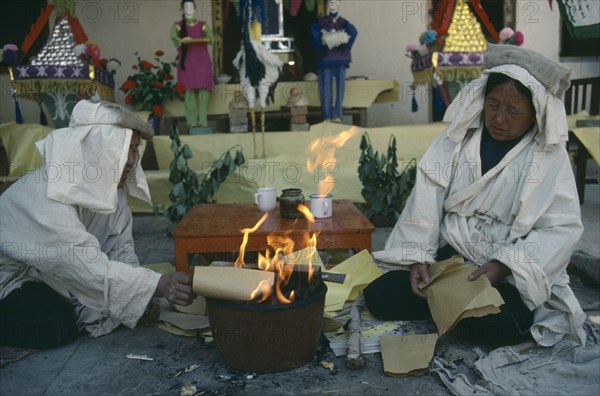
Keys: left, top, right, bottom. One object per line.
{"left": 1, "top": 0, "right": 598, "bottom": 127}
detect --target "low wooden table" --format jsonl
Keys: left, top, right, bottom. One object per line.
{"left": 172, "top": 200, "right": 374, "bottom": 273}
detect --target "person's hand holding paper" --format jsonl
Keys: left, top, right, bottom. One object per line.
{"left": 418, "top": 257, "right": 505, "bottom": 336}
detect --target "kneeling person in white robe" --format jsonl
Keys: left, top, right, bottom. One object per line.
{"left": 0, "top": 100, "right": 195, "bottom": 348}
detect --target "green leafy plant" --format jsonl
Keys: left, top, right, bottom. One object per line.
{"left": 163, "top": 125, "right": 245, "bottom": 232}
{"left": 358, "top": 131, "right": 417, "bottom": 223}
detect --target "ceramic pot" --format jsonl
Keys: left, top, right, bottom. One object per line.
{"left": 279, "top": 188, "right": 305, "bottom": 219}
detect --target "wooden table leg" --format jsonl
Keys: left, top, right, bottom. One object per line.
{"left": 357, "top": 234, "right": 372, "bottom": 253}
{"left": 174, "top": 240, "right": 192, "bottom": 274}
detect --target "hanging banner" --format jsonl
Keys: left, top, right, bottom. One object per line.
{"left": 556, "top": 0, "right": 600, "bottom": 39}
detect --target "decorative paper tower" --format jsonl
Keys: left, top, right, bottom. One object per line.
{"left": 432, "top": 0, "right": 489, "bottom": 101}
{"left": 9, "top": 3, "right": 115, "bottom": 127}
{"left": 410, "top": 0, "right": 499, "bottom": 106}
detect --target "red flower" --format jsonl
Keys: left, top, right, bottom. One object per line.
{"left": 141, "top": 60, "right": 154, "bottom": 70}
{"left": 120, "top": 79, "right": 136, "bottom": 92}
{"left": 151, "top": 104, "right": 163, "bottom": 117}
{"left": 122, "top": 51, "right": 182, "bottom": 110}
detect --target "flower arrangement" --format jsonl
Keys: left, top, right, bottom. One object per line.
{"left": 499, "top": 27, "right": 524, "bottom": 46}
{"left": 73, "top": 42, "right": 121, "bottom": 74}
{"left": 120, "top": 51, "right": 185, "bottom": 117}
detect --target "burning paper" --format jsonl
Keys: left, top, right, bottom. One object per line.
{"left": 232, "top": 207, "right": 320, "bottom": 304}
{"left": 192, "top": 266, "right": 274, "bottom": 302}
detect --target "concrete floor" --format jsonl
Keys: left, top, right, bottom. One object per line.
{"left": 1, "top": 186, "right": 598, "bottom": 395}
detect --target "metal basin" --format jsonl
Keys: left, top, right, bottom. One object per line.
{"left": 206, "top": 283, "right": 327, "bottom": 372}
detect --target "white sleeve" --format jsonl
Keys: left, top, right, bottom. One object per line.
{"left": 494, "top": 149, "right": 583, "bottom": 309}
{"left": 373, "top": 133, "right": 454, "bottom": 266}
{"left": 2, "top": 193, "right": 160, "bottom": 331}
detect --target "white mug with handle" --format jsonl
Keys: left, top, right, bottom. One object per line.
{"left": 255, "top": 187, "right": 277, "bottom": 212}
{"left": 310, "top": 194, "right": 333, "bottom": 218}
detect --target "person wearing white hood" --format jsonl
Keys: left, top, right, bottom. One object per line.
{"left": 363, "top": 45, "right": 586, "bottom": 348}
{"left": 0, "top": 100, "right": 195, "bottom": 348}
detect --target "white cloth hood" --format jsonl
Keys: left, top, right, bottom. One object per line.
{"left": 69, "top": 100, "right": 155, "bottom": 139}
{"left": 442, "top": 65, "right": 569, "bottom": 150}
{"left": 35, "top": 100, "right": 152, "bottom": 214}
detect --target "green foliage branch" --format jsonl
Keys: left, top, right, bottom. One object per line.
{"left": 163, "top": 126, "right": 245, "bottom": 232}
{"left": 358, "top": 131, "right": 417, "bottom": 221}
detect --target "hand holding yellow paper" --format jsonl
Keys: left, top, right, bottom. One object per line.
{"left": 419, "top": 257, "right": 505, "bottom": 335}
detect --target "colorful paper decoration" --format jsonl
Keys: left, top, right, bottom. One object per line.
{"left": 409, "top": 0, "right": 498, "bottom": 109}
{"left": 9, "top": 6, "right": 115, "bottom": 127}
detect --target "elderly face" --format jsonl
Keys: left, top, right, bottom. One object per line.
{"left": 483, "top": 82, "right": 535, "bottom": 141}
{"left": 118, "top": 131, "right": 141, "bottom": 188}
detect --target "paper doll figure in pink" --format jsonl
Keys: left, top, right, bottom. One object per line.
{"left": 171, "top": 0, "right": 214, "bottom": 127}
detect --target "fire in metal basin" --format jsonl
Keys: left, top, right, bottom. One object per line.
{"left": 206, "top": 281, "right": 327, "bottom": 372}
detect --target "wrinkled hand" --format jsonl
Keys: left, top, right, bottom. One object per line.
{"left": 468, "top": 259, "right": 511, "bottom": 287}
{"left": 155, "top": 272, "right": 195, "bottom": 306}
{"left": 409, "top": 263, "right": 430, "bottom": 299}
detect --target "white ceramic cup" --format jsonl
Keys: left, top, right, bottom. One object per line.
{"left": 255, "top": 187, "right": 277, "bottom": 212}
{"left": 310, "top": 194, "right": 333, "bottom": 218}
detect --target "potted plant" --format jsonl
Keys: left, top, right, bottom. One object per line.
{"left": 120, "top": 50, "right": 185, "bottom": 133}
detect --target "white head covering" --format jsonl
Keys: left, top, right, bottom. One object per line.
{"left": 442, "top": 46, "right": 571, "bottom": 150}
{"left": 35, "top": 100, "right": 153, "bottom": 214}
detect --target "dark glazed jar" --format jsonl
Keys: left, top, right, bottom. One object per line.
{"left": 280, "top": 188, "right": 305, "bottom": 219}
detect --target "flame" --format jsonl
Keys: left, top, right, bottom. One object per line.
{"left": 306, "top": 127, "right": 358, "bottom": 196}
{"left": 235, "top": 212, "right": 269, "bottom": 267}
{"left": 238, "top": 205, "right": 322, "bottom": 304}
{"left": 265, "top": 234, "right": 297, "bottom": 303}
{"left": 304, "top": 231, "right": 318, "bottom": 282}
{"left": 249, "top": 279, "right": 273, "bottom": 303}
{"left": 298, "top": 204, "right": 317, "bottom": 282}
{"left": 235, "top": 155, "right": 342, "bottom": 304}
{"left": 297, "top": 204, "right": 315, "bottom": 223}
